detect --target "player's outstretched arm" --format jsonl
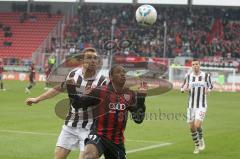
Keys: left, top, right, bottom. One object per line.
{"left": 25, "top": 85, "right": 62, "bottom": 106}
{"left": 70, "top": 87, "right": 102, "bottom": 109}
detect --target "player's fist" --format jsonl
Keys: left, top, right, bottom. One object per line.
{"left": 84, "top": 86, "right": 92, "bottom": 95}
{"left": 25, "top": 98, "right": 39, "bottom": 106}
{"left": 138, "top": 81, "right": 148, "bottom": 94}
{"left": 66, "top": 78, "right": 75, "bottom": 85}
{"left": 181, "top": 85, "right": 190, "bottom": 93}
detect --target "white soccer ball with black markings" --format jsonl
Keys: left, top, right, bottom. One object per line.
{"left": 136, "top": 5, "right": 157, "bottom": 26}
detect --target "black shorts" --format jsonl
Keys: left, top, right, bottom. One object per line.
{"left": 86, "top": 133, "right": 126, "bottom": 159}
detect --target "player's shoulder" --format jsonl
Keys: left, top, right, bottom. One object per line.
{"left": 67, "top": 67, "right": 83, "bottom": 77}
{"left": 98, "top": 75, "right": 109, "bottom": 85}
{"left": 200, "top": 70, "right": 206, "bottom": 74}
{"left": 185, "top": 72, "right": 191, "bottom": 77}
{"left": 71, "top": 67, "right": 83, "bottom": 73}
{"left": 200, "top": 71, "right": 211, "bottom": 76}
{"left": 92, "top": 84, "right": 109, "bottom": 95}
{"left": 123, "top": 87, "right": 136, "bottom": 97}
{"left": 95, "top": 70, "right": 109, "bottom": 86}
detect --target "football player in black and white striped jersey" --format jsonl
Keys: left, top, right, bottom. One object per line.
{"left": 25, "top": 48, "right": 108, "bottom": 159}
{"left": 181, "top": 58, "right": 213, "bottom": 154}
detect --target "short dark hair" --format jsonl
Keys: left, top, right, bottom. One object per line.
{"left": 78, "top": 47, "right": 98, "bottom": 61}
{"left": 192, "top": 58, "right": 199, "bottom": 62}
{"left": 109, "top": 65, "right": 120, "bottom": 77}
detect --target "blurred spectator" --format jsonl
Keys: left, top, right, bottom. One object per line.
{"left": 61, "top": 5, "right": 239, "bottom": 60}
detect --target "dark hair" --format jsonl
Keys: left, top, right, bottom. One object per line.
{"left": 78, "top": 47, "right": 98, "bottom": 62}
{"left": 192, "top": 58, "right": 199, "bottom": 62}
{"left": 109, "top": 65, "right": 121, "bottom": 77}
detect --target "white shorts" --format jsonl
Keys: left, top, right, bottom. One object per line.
{"left": 56, "top": 125, "right": 90, "bottom": 151}
{"left": 187, "top": 108, "right": 207, "bottom": 123}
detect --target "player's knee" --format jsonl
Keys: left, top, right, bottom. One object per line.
{"left": 84, "top": 149, "right": 98, "bottom": 159}
{"left": 196, "top": 126, "right": 202, "bottom": 130}
{"left": 84, "top": 153, "right": 97, "bottom": 159}
{"left": 54, "top": 147, "right": 69, "bottom": 159}
{"left": 84, "top": 145, "right": 98, "bottom": 159}
{"left": 84, "top": 154, "right": 97, "bottom": 159}
{"left": 189, "top": 124, "right": 196, "bottom": 131}
{"left": 194, "top": 123, "right": 201, "bottom": 129}
{"left": 190, "top": 128, "right": 196, "bottom": 132}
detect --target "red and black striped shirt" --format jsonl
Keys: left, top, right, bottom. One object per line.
{"left": 77, "top": 83, "right": 146, "bottom": 144}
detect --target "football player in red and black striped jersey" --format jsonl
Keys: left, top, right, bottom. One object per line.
{"left": 76, "top": 65, "right": 147, "bottom": 159}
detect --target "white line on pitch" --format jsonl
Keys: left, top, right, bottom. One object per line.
{"left": 0, "top": 129, "right": 167, "bottom": 144}
{"left": 0, "top": 129, "right": 57, "bottom": 136}
{"left": 127, "top": 142, "right": 172, "bottom": 154}
{"left": 126, "top": 139, "right": 163, "bottom": 144}
{"left": 100, "top": 142, "right": 172, "bottom": 158}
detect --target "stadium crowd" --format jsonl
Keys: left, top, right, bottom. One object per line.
{"left": 63, "top": 5, "right": 240, "bottom": 60}
{"left": 1, "top": 4, "right": 240, "bottom": 71}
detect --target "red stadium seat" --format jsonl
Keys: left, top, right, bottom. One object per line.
{"left": 0, "top": 12, "right": 63, "bottom": 59}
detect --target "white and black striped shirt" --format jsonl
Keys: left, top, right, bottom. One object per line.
{"left": 62, "top": 68, "right": 108, "bottom": 128}
{"left": 181, "top": 71, "right": 213, "bottom": 109}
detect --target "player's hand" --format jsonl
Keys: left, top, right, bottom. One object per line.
{"left": 205, "top": 88, "right": 211, "bottom": 95}
{"left": 183, "top": 88, "right": 190, "bottom": 93}
{"left": 138, "top": 81, "right": 148, "bottom": 95}
{"left": 181, "top": 86, "right": 190, "bottom": 93}
{"left": 25, "top": 98, "right": 39, "bottom": 106}
{"left": 84, "top": 88, "right": 93, "bottom": 95}
{"left": 66, "top": 79, "right": 75, "bottom": 85}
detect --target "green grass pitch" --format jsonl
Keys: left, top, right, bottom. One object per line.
{"left": 0, "top": 80, "right": 239, "bottom": 159}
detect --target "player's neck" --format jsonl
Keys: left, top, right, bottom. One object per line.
{"left": 112, "top": 83, "right": 124, "bottom": 93}
{"left": 194, "top": 70, "right": 200, "bottom": 75}
{"left": 83, "top": 68, "right": 96, "bottom": 79}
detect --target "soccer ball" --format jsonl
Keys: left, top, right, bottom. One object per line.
{"left": 136, "top": 5, "right": 157, "bottom": 26}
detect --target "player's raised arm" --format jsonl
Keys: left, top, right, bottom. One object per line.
{"left": 25, "top": 84, "right": 63, "bottom": 106}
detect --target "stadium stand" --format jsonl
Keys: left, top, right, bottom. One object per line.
{"left": 0, "top": 12, "right": 62, "bottom": 59}
{"left": 62, "top": 5, "right": 240, "bottom": 59}
{"left": 0, "top": 4, "right": 239, "bottom": 71}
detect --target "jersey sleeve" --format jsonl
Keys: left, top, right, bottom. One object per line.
{"left": 60, "top": 68, "right": 76, "bottom": 91}
{"left": 97, "top": 75, "right": 109, "bottom": 86}
{"left": 55, "top": 75, "right": 68, "bottom": 92}
{"left": 71, "top": 87, "right": 102, "bottom": 109}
